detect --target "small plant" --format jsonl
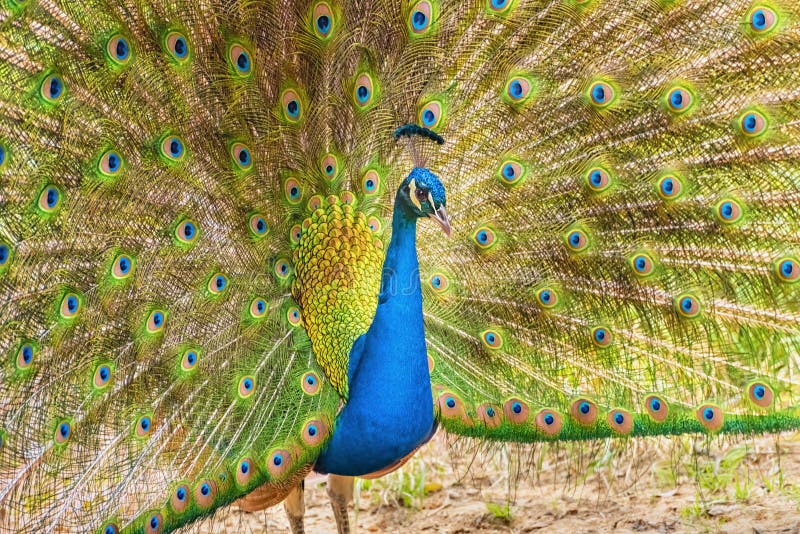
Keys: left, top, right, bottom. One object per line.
{"left": 679, "top": 497, "right": 708, "bottom": 521}
{"left": 485, "top": 501, "right": 513, "bottom": 522}
{"left": 733, "top": 473, "right": 752, "bottom": 502}
{"left": 357, "top": 446, "right": 446, "bottom": 510}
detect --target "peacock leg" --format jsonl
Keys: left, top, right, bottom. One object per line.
{"left": 283, "top": 481, "right": 305, "bottom": 534}
{"left": 326, "top": 474, "right": 354, "bottom": 534}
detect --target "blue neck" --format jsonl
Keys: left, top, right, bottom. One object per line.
{"left": 315, "top": 192, "right": 436, "bottom": 476}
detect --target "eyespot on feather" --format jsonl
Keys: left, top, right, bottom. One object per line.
{"left": 284, "top": 178, "right": 303, "bottom": 204}
{"left": 472, "top": 226, "right": 497, "bottom": 251}
{"left": 645, "top": 395, "right": 669, "bottom": 422}
{"left": 16, "top": 342, "right": 35, "bottom": 371}
{"left": 38, "top": 185, "right": 62, "bottom": 214}
{"left": 775, "top": 257, "right": 800, "bottom": 283}
{"left": 585, "top": 166, "right": 611, "bottom": 192}
{"left": 503, "top": 398, "right": 529, "bottom": 424}
{"left": 92, "top": 363, "right": 113, "bottom": 389}
{"left": 353, "top": 72, "right": 376, "bottom": 109}
{"left": 536, "top": 287, "right": 558, "bottom": 308}
{"left": 111, "top": 254, "right": 134, "bottom": 280}
{"left": 165, "top": 31, "right": 190, "bottom": 62}
{"left": 135, "top": 415, "right": 153, "bottom": 439}
{"left": 274, "top": 258, "right": 292, "bottom": 281}
{"left": 281, "top": 88, "right": 303, "bottom": 123}
{"left": 238, "top": 375, "right": 256, "bottom": 399}
{"left": 437, "top": 392, "right": 470, "bottom": 424}
{"left": 591, "top": 326, "right": 612, "bottom": 348}
{"left": 607, "top": 409, "right": 633, "bottom": 434}
{"left": 101, "top": 522, "right": 120, "bottom": 534}
{"left": 174, "top": 218, "right": 199, "bottom": 244}
{"left": 207, "top": 273, "right": 228, "bottom": 295}
{"left": 565, "top": 229, "right": 589, "bottom": 253}
{"left": 748, "top": 5, "right": 778, "bottom": 34}
{"left": 40, "top": 74, "right": 65, "bottom": 103}
{"left": 367, "top": 216, "right": 383, "bottom": 234}
{"left": 98, "top": 149, "right": 123, "bottom": 178}
{"left": 249, "top": 298, "right": 268, "bottom": 319}
{"left": 54, "top": 420, "right": 71, "bottom": 444}
{"left": 630, "top": 252, "right": 655, "bottom": 277}
{"left": 497, "top": 159, "right": 526, "bottom": 186}
{"left": 302, "top": 419, "right": 328, "bottom": 446}
{"left": 715, "top": 198, "right": 744, "bottom": 224}
{"left": 230, "top": 143, "right": 253, "bottom": 172}
{"left": 194, "top": 480, "right": 216, "bottom": 509}
{"left": 267, "top": 449, "right": 292, "bottom": 479}
{"left": 248, "top": 213, "right": 268, "bottom": 238}
{"left": 588, "top": 81, "right": 615, "bottom": 107}
{"left": 60, "top": 293, "right": 81, "bottom": 319}
{"left": 665, "top": 86, "right": 694, "bottom": 113}
{"left": 428, "top": 272, "right": 449, "bottom": 293}
{"left": 289, "top": 224, "right": 303, "bottom": 245}
{"left": 675, "top": 293, "right": 701, "bottom": 318}
{"left": 534, "top": 409, "right": 563, "bottom": 436}
{"left": 657, "top": 174, "right": 684, "bottom": 200}
{"left": 301, "top": 372, "right": 320, "bottom": 395}
{"left": 503, "top": 75, "right": 533, "bottom": 104}
{"left": 144, "top": 512, "right": 163, "bottom": 534}
{"left": 236, "top": 457, "right": 256, "bottom": 487}
{"left": 748, "top": 382, "right": 774, "bottom": 408}
{"left": 320, "top": 154, "right": 338, "bottom": 179}
{"left": 476, "top": 404, "right": 502, "bottom": 428}
{"left": 181, "top": 349, "right": 199, "bottom": 372}
{"left": 146, "top": 309, "right": 166, "bottom": 334}
{"left": 287, "top": 306, "right": 303, "bottom": 327}
{"left": 696, "top": 404, "right": 724, "bottom": 432}
{"left": 487, "top": 0, "right": 516, "bottom": 14}
{"left": 160, "top": 135, "right": 185, "bottom": 162}
{"left": 480, "top": 329, "right": 503, "bottom": 349}
{"left": 362, "top": 169, "right": 381, "bottom": 195}
{"left": 170, "top": 484, "right": 190, "bottom": 513}
{"left": 408, "top": 1, "right": 434, "bottom": 35}
{"left": 106, "top": 35, "right": 131, "bottom": 66}
{"left": 570, "top": 398, "right": 598, "bottom": 426}
{"left": 228, "top": 43, "right": 252, "bottom": 75}
{"left": 418, "top": 99, "right": 444, "bottom": 130}
{"left": 312, "top": 2, "right": 335, "bottom": 39}
{"left": 739, "top": 110, "right": 768, "bottom": 137}
{"left": 340, "top": 190, "right": 355, "bottom": 206}
{"left": 0, "top": 242, "right": 11, "bottom": 271}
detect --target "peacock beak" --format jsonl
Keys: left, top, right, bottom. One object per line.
{"left": 428, "top": 205, "right": 451, "bottom": 236}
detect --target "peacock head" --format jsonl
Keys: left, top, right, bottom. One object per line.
{"left": 398, "top": 167, "right": 451, "bottom": 235}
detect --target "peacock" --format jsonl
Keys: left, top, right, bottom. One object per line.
{"left": 1, "top": 0, "right": 800, "bottom": 532}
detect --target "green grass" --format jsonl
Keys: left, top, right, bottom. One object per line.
{"left": 356, "top": 449, "right": 446, "bottom": 510}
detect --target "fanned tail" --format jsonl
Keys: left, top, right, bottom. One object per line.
{"left": 2, "top": 0, "right": 800, "bottom": 532}
{"left": 414, "top": 0, "right": 800, "bottom": 442}
{"left": 0, "top": 1, "right": 347, "bottom": 531}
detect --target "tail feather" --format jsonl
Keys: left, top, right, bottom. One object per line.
{"left": 418, "top": 0, "right": 800, "bottom": 442}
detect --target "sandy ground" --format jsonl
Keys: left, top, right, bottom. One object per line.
{"left": 198, "top": 431, "right": 800, "bottom": 533}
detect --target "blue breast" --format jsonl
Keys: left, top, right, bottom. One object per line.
{"left": 315, "top": 194, "right": 436, "bottom": 476}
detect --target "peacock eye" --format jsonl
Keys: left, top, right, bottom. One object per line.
{"left": 415, "top": 188, "right": 427, "bottom": 201}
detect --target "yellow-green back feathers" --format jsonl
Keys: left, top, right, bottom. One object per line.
{"left": 292, "top": 195, "right": 385, "bottom": 397}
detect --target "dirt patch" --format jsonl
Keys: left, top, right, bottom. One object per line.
{"left": 199, "top": 432, "right": 800, "bottom": 533}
